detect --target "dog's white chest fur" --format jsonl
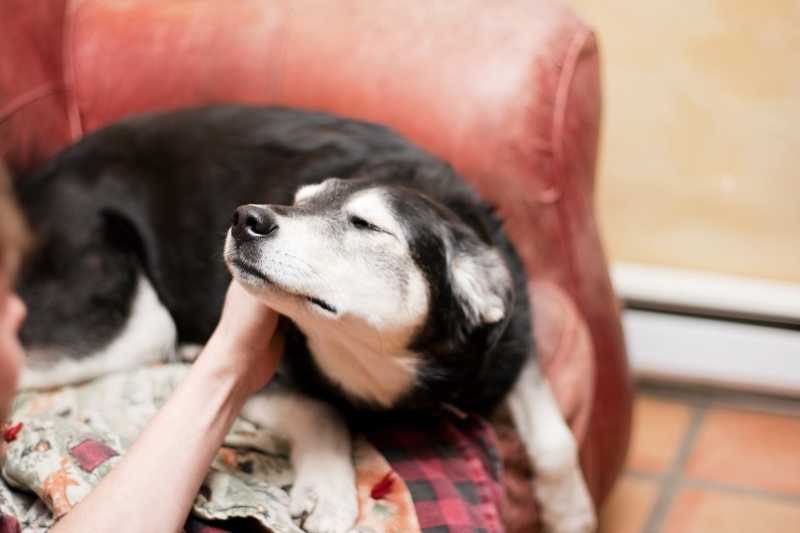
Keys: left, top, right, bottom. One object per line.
{"left": 298, "top": 317, "right": 422, "bottom": 408}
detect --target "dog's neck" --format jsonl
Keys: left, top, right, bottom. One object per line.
{"left": 294, "top": 316, "right": 421, "bottom": 408}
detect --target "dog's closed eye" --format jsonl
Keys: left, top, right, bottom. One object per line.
{"left": 349, "top": 215, "right": 382, "bottom": 232}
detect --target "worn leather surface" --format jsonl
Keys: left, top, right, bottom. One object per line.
{"left": 491, "top": 280, "right": 596, "bottom": 533}
{"left": 0, "top": 0, "right": 632, "bottom": 525}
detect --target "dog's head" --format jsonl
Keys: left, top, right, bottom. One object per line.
{"left": 224, "top": 177, "right": 513, "bottom": 403}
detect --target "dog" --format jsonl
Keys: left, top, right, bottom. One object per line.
{"left": 15, "top": 105, "right": 596, "bottom": 533}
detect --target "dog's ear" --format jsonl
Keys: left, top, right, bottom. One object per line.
{"left": 450, "top": 238, "right": 513, "bottom": 326}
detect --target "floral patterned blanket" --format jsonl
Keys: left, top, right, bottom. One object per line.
{"left": 0, "top": 363, "right": 420, "bottom": 533}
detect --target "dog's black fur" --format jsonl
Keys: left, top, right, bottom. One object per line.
{"left": 16, "top": 105, "right": 531, "bottom": 416}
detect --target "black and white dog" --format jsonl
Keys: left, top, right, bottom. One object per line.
{"left": 16, "top": 105, "right": 595, "bottom": 533}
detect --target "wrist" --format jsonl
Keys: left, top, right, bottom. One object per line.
{"left": 191, "top": 338, "right": 258, "bottom": 406}
{"left": 192, "top": 325, "right": 283, "bottom": 402}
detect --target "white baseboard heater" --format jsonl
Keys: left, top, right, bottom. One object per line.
{"left": 610, "top": 262, "right": 800, "bottom": 398}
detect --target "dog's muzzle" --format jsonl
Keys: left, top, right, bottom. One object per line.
{"left": 230, "top": 205, "right": 278, "bottom": 243}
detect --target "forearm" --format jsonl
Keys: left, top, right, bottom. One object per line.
{"left": 51, "top": 352, "right": 253, "bottom": 533}
{"left": 50, "top": 281, "right": 281, "bottom": 532}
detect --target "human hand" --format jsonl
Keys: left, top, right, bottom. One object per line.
{"left": 199, "top": 280, "right": 285, "bottom": 397}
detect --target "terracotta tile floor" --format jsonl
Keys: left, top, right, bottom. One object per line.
{"left": 599, "top": 382, "right": 800, "bottom": 533}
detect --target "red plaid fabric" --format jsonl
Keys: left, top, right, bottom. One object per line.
{"left": 364, "top": 413, "right": 506, "bottom": 533}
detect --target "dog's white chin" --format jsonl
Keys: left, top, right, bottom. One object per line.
{"left": 229, "top": 268, "right": 337, "bottom": 321}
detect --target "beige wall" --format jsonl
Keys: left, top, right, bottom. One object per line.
{"left": 570, "top": 0, "right": 800, "bottom": 283}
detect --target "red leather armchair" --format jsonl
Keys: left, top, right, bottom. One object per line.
{"left": 1, "top": 0, "right": 632, "bottom": 528}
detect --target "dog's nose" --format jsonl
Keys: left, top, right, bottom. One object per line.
{"left": 230, "top": 205, "right": 279, "bottom": 242}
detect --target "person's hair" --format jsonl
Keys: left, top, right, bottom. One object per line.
{"left": 0, "top": 164, "right": 31, "bottom": 274}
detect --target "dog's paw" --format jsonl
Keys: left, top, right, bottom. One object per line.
{"left": 289, "top": 470, "right": 358, "bottom": 533}
{"left": 546, "top": 490, "right": 596, "bottom": 533}
{"left": 536, "top": 465, "right": 597, "bottom": 533}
